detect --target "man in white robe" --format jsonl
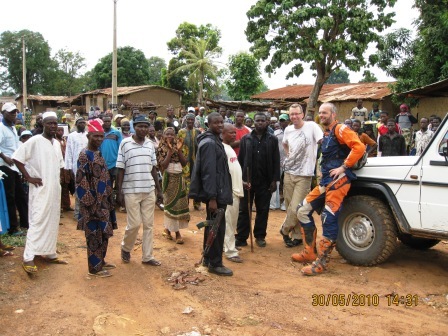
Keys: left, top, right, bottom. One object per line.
{"left": 13, "top": 112, "right": 67, "bottom": 274}
{"left": 65, "top": 117, "right": 88, "bottom": 219}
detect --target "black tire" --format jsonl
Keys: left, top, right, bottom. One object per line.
{"left": 336, "top": 195, "right": 398, "bottom": 266}
{"left": 398, "top": 235, "right": 440, "bottom": 250}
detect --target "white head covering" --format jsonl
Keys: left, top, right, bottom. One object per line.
{"left": 42, "top": 111, "right": 57, "bottom": 120}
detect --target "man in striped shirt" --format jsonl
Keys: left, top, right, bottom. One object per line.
{"left": 116, "top": 116, "right": 163, "bottom": 266}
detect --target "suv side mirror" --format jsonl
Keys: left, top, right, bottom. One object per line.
{"left": 443, "top": 147, "right": 448, "bottom": 157}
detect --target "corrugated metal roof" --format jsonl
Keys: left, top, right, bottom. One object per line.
{"left": 15, "top": 94, "right": 68, "bottom": 101}
{"left": 83, "top": 85, "right": 183, "bottom": 96}
{"left": 252, "top": 82, "right": 393, "bottom": 102}
{"left": 400, "top": 78, "right": 448, "bottom": 97}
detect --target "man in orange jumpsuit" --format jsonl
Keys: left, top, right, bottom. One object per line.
{"left": 293, "top": 102, "right": 364, "bottom": 276}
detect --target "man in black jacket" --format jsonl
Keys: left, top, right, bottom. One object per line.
{"left": 236, "top": 112, "right": 280, "bottom": 248}
{"left": 189, "top": 112, "right": 234, "bottom": 276}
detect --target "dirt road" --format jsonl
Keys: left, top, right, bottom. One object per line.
{"left": 1, "top": 204, "right": 447, "bottom": 335}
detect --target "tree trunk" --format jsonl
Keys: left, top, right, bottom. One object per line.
{"left": 306, "top": 75, "right": 326, "bottom": 119}
{"left": 198, "top": 69, "right": 204, "bottom": 107}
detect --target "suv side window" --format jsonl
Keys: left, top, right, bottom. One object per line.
{"left": 439, "top": 130, "right": 448, "bottom": 155}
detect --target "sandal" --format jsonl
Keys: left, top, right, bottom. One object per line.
{"left": 45, "top": 258, "right": 68, "bottom": 264}
{"left": 22, "top": 262, "right": 38, "bottom": 274}
{"left": 176, "top": 238, "right": 184, "bottom": 245}
{"left": 103, "top": 262, "right": 116, "bottom": 270}
{"left": 88, "top": 270, "right": 112, "bottom": 278}
{"left": 1, "top": 250, "right": 14, "bottom": 257}
{"left": 121, "top": 249, "right": 130, "bottom": 263}
{"left": 162, "top": 229, "right": 173, "bottom": 240}
{"left": 142, "top": 259, "right": 161, "bottom": 266}
{"left": 0, "top": 244, "right": 15, "bottom": 251}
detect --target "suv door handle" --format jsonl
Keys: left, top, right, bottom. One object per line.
{"left": 410, "top": 175, "right": 419, "bottom": 179}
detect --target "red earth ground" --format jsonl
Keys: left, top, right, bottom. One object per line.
{"left": 0, "top": 199, "right": 447, "bottom": 335}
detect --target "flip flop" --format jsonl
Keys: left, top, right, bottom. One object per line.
{"left": 162, "top": 230, "right": 173, "bottom": 240}
{"left": 1, "top": 250, "right": 14, "bottom": 257}
{"left": 45, "top": 258, "right": 68, "bottom": 264}
{"left": 0, "top": 244, "right": 15, "bottom": 251}
{"left": 22, "top": 263, "right": 38, "bottom": 274}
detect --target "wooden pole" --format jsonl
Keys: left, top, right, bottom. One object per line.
{"left": 247, "top": 167, "right": 254, "bottom": 252}
{"left": 112, "top": 0, "right": 118, "bottom": 114}
{"left": 22, "top": 36, "right": 27, "bottom": 112}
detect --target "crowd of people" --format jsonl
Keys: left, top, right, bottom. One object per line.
{"left": 0, "top": 100, "right": 443, "bottom": 277}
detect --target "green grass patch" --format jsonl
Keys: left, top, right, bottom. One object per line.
{"left": 1, "top": 234, "right": 26, "bottom": 247}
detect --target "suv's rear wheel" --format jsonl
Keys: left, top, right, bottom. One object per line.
{"left": 337, "top": 195, "right": 398, "bottom": 266}
{"left": 398, "top": 235, "right": 440, "bottom": 250}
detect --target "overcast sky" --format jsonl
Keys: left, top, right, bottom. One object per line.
{"left": 2, "top": 0, "right": 418, "bottom": 90}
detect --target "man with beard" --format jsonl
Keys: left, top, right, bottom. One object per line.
{"left": 295, "top": 103, "right": 364, "bottom": 275}
{"left": 13, "top": 112, "right": 67, "bottom": 274}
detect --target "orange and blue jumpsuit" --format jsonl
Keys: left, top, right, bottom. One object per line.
{"left": 297, "top": 121, "right": 365, "bottom": 241}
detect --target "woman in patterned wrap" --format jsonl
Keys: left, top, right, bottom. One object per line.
{"left": 76, "top": 119, "right": 117, "bottom": 278}
{"left": 156, "top": 127, "right": 190, "bottom": 244}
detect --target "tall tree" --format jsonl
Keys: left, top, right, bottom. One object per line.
{"left": 246, "top": 0, "right": 396, "bottom": 116}
{"left": 377, "top": 0, "right": 448, "bottom": 97}
{"left": 167, "top": 22, "right": 222, "bottom": 104}
{"left": 326, "top": 69, "right": 350, "bottom": 84}
{"left": 50, "top": 49, "right": 86, "bottom": 95}
{"left": 226, "top": 52, "right": 265, "bottom": 100}
{"left": 91, "top": 46, "right": 150, "bottom": 88}
{"left": 359, "top": 70, "right": 378, "bottom": 83}
{"left": 0, "top": 30, "right": 56, "bottom": 94}
{"left": 170, "top": 38, "right": 221, "bottom": 105}
{"left": 147, "top": 56, "right": 166, "bottom": 85}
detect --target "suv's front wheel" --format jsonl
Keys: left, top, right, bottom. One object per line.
{"left": 337, "top": 195, "right": 398, "bottom": 266}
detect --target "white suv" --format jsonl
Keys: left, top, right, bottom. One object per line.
{"left": 336, "top": 113, "right": 448, "bottom": 266}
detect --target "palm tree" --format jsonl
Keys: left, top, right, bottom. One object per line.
{"left": 170, "top": 38, "right": 221, "bottom": 106}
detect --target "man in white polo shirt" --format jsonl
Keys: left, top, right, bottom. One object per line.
{"left": 116, "top": 116, "right": 163, "bottom": 266}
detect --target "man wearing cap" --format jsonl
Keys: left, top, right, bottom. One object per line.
{"left": 0, "top": 103, "right": 29, "bottom": 235}
{"left": 281, "top": 103, "right": 323, "bottom": 249}
{"left": 65, "top": 116, "right": 88, "bottom": 219}
{"left": 13, "top": 111, "right": 67, "bottom": 274}
{"left": 195, "top": 107, "right": 206, "bottom": 130}
{"left": 113, "top": 114, "right": 125, "bottom": 129}
{"left": 76, "top": 119, "right": 117, "bottom": 277}
{"left": 116, "top": 115, "right": 163, "bottom": 266}
{"left": 19, "top": 130, "right": 33, "bottom": 144}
